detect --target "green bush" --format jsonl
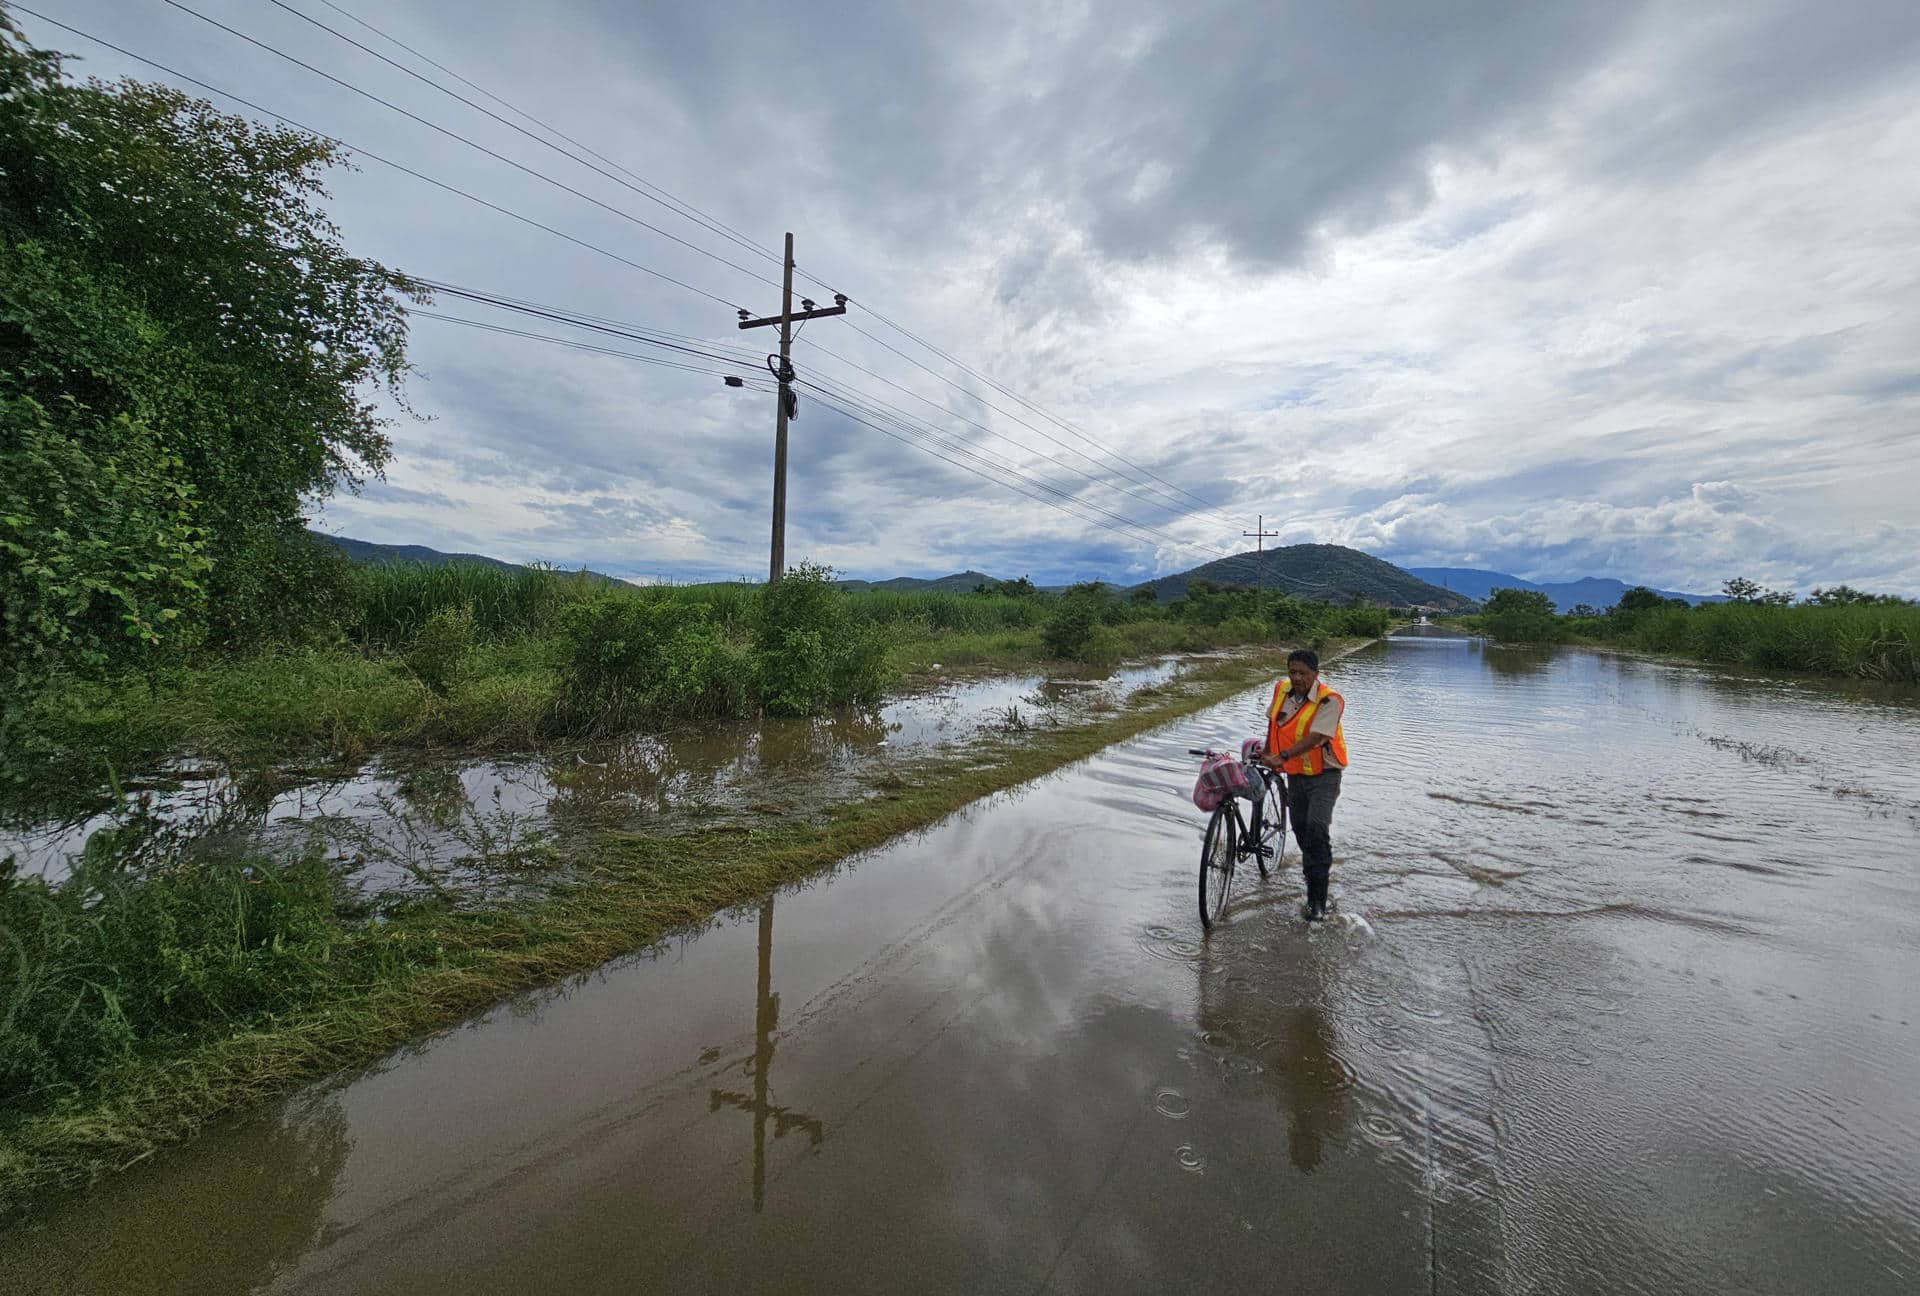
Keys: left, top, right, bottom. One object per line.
{"left": 1042, "top": 597, "right": 1099, "bottom": 659}
{"left": 1080, "top": 625, "right": 1128, "bottom": 668}
{"left": 404, "top": 601, "right": 475, "bottom": 695}
{"left": 755, "top": 562, "right": 891, "bottom": 714}
{"left": 558, "top": 596, "right": 741, "bottom": 728}
{"left": 1479, "top": 587, "right": 1564, "bottom": 644}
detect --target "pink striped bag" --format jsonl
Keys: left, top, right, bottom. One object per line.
{"left": 1192, "top": 751, "right": 1250, "bottom": 812}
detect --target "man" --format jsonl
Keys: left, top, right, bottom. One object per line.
{"left": 1265, "top": 648, "right": 1348, "bottom": 922}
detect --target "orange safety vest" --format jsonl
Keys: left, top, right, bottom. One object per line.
{"left": 1266, "top": 679, "right": 1349, "bottom": 776}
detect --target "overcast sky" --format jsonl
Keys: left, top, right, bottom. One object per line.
{"left": 22, "top": 0, "right": 1920, "bottom": 593}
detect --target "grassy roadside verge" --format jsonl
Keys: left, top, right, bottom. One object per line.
{"left": 0, "top": 639, "right": 1365, "bottom": 1217}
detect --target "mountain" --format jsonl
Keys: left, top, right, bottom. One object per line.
{"left": 1132, "top": 544, "right": 1471, "bottom": 609}
{"left": 311, "top": 531, "right": 625, "bottom": 585}
{"left": 1406, "top": 567, "right": 1718, "bottom": 612}
{"left": 834, "top": 570, "right": 998, "bottom": 594}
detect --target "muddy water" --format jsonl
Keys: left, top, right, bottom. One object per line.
{"left": 5, "top": 635, "right": 1919, "bottom": 1294}
{"left": 2, "top": 660, "right": 1181, "bottom": 892}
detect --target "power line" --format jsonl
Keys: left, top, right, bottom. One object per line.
{"left": 419, "top": 282, "right": 759, "bottom": 367}
{"left": 797, "top": 334, "right": 1208, "bottom": 524}
{"left": 802, "top": 388, "right": 1225, "bottom": 558}
{"left": 154, "top": 0, "right": 782, "bottom": 300}
{"left": 25, "top": 8, "right": 1246, "bottom": 565}
{"left": 198, "top": 1, "right": 1234, "bottom": 533}
{"left": 831, "top": 301, "right": 1230, "bottom": 522}
{"left": 306, "top": 0, "right": 781, "bottom": 267}
{"left": 415, "top": 281, "right": 1226, "bottom": 555}
{"left": 411, "top": 312, "right": 763, "bottom": 380}
{"left": 795, "top": 372, "right": 1229, "bottom": 557}
{"left": 833, "top": 317, "right": 1232, "bottom": 528}
{"left": 262, "top": 0, "right": 787, "bottom": 279}
{"left": 418, "top": 281, "right": 765, "bottom": 360}
{"left": 11, "top": 10, "right": 744, "bottom": 310}
{"left": 421, "top": 308, "right": 1222, "bottom": 557}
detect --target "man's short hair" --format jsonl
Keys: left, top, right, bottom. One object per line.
{"left": 1287, "top": 648, "right": 1319, "bottom": 671}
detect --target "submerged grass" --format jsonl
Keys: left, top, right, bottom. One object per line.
{"left": 0, "top": 642, "right": 1344, "bottom": 1216}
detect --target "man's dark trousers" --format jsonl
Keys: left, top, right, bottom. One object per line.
{"left": 1287, "top": 768, "right": 1342, "bottom": 907}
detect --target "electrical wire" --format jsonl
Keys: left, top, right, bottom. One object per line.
{"left": 797, "top": 334, "right": 1211, "bottom": 524}
{"left": 409, "top": 309, "right": 1223, "bottom": 556}
{"left": 802, "top": 388, "right": 1226, "bottom": 557}
{"left": 22, "top": 8, "right": 1245, "bottom": 562}
{"left": 10, "top": 9, "right": 745, "bottom": 310}
{"left": 794, "top": 372, "right": 1229, "bottom": 556}
{"left": 263, "top": 0, "right": 786, "bottom": 281}
{"left": 417, "top": 281, "right": 765, "bottom": 360}
{"left": 412, "top": 312, "right": 760, "bottom": 380}
{"left": 418, "top": 282, "right": 759, "bottom": 367}
{"left": 155, "top": 0, "right": 781, "bottom": 299}
{"left": 308, "top": 0, "right": 781, "bottom": 267}
{"left": 211, "top": 2, "right": 1233, "bottom": 532}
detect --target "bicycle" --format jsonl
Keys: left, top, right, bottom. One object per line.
{"left": 1188, "top": 748, "right": 1289, "bottom": 928}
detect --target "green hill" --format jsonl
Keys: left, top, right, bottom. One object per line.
{"left": 310, "top": 531, "right": 624, "bottom": 585}
{"left": 834, "top": 570, "right": 998, "bottom": 594}
{"left": 1130, "top": 544, "right": 1470, "bottom": 609}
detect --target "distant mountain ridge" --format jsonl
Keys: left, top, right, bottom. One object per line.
{"left": 313, "top": 530, "right": 1469, "bottom": 609}
{"left": 311, "top": 531, "right": 625, "bottom": 585}
{"left": 1407, "top": 567, "right": 1719, "bottom": 612}
{"left": 833, "top": 570, "right": 998, "bottom": 594}
{"left": 1132, "top": 545, "right": 1471, "bottom": 609}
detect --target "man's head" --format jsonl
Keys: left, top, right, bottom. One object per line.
{"left": 1287, "top": 648, "right": 1319, "bottom": 694}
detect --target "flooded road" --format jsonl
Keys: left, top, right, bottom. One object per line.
{"left": 6, "top": 634, "right": 1919, "bottom": 1293}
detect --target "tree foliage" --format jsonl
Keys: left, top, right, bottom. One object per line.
{"left": 0, "top": 17, "right": 423, "bottom": 685}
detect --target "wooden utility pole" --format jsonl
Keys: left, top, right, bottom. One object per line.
{"left": 738, "top": 233, "right": 847, "bottom": 583}
{"left": 1243, "top": 515, "right": 1281, "bottom": 616}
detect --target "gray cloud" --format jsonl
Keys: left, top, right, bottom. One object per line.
{"left": 22, "top": 0, "right": 1920, "bottom": 594}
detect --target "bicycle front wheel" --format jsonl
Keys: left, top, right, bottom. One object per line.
{"left": 1257, "top": 776, "right": 1287, "bottom": 880}
{"left": 1200, "top": 804, "right": 1236, "bottom": 928}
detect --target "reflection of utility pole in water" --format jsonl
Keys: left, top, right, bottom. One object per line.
{"left": 709, "top": 897, "right": 825, "bottom": 1211}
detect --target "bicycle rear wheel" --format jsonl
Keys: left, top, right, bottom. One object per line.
{"left": 1200, "top": 804, "right": 1236, "bottom": 928}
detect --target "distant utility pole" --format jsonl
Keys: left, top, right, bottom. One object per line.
{"left": 738, "top": 232, "right": 847, "bottom": 583}
{"left": 1243, "top": 514, "right": 1281, "bottom": 616}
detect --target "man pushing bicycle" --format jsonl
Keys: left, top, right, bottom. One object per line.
{"left": 1263, "top": 649, "right": 1348, "bottom": 922}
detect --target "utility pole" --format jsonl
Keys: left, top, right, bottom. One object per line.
{"left": 1243, "top": 514, "right": 1281, "bottom": 618}
{"left": 737, "top": 233, "right": 847, "bottom": 583}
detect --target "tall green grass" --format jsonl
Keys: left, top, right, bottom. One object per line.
{"left": 1623, "top": 602, "right": 1920, "bottom": 681}
{"left": 349, "top": 562, "right": 601, "bottom": 646}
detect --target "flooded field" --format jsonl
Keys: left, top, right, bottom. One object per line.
{"left": 2, "top": 659, "right": 1182, "bottom": 896}
{"left": 4, "top": 634, "right": 1917, "bottom": 1293}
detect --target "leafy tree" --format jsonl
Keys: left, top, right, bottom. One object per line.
{"left": 1480, "top": 586, "right": 1563, "bottom": 643}
{"left": 1128, "top": 584, "right": 1159, "bottom": 605}
{"left": 973, "top": 575, "right": 1038, "bottom": 598}
{"left": 1566, "top": 603, "right": 1600, "bottom": 619}
{"left": 1616, "top": 586, "right": 1670, "bottom": 613}
{"left": 1756, "top": 588, "right": 1795, "bottom": 607}
{"left": 1721, "top": 577, "right": 1762, "bottom": 603}
{"left": 1, "top": 18, "right": 423, "bottom": 684}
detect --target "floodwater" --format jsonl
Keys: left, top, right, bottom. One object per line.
{"left": 5, "top": 633, "right": 1919, "bottom": 1294}
{"left": 1, "top": 659, "right": 1181, "bottom": 893}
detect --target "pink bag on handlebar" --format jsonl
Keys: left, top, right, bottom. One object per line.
{"left": 1192, "top": 751, "right": 1249, "bottom": 812}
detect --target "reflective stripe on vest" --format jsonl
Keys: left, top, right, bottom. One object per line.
{"left": 1266, "top": 679, "right": 1349, "bottom": 776}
